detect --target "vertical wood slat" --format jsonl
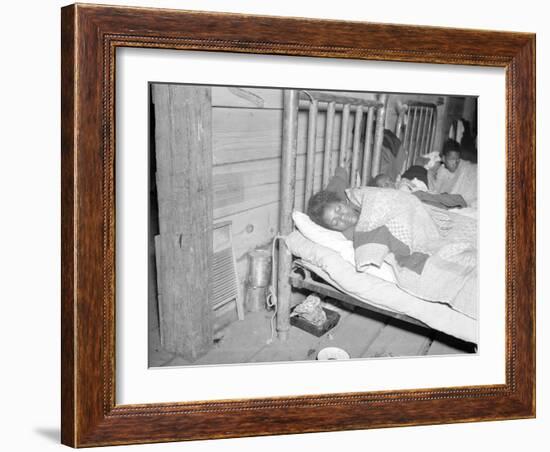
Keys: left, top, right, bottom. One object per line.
{"left": 153, "top": 235, "right": 164, "bottom": 347}
{"left": 277, "top": 89, "right": 299, "bottom": 341}
{"left": 403, "top": 105, "right": 412, "bottom": 157}
{"left": 416, "top": 107, "right": 424, "bottom": 162}
{"left": 362, "top": 106, "right": 375, "bottom": 184}
{"left": 427, "top": 108, "right": 438, "bottom": 153}
{"left": 427, "top": 108, "right": 435, "bottom": 153}
{"left": 350, "top": 105, "right": 363, "bottom": 186}
{"left": 322, "top": 102, "right": 336, "bottom": 186}
{"left": 407, "top": 106, "right": 417, "bottom": 167}
{"left": 424, "top": 110, "right": 432, "bottom": 156}
{"left": 60, "top": 6, "right": 76, "bottom": 444}
{"left": 417, "top": 107, "right": 426, "bottom": 160}
{"left": 371, "top": 94, "right": 387, "bottom": 178}
{"left": 407, "top": 107, "right": 422, "bottom": 166}
{"left": 304, "top": 100, "right": 318, "bottom": 206}
{"left": 415, "top": 107, "right": 426, "bottom": 164}
{"left": 152, "top": 84, "right": 213, "bottom": 360}
{"left": 407, "top": 106, "right": 420, "bottom": 168}
{"left": 421, "top": 108, "right": 433, "bottom": 155}
{"left": 420, "top": 107, "right": 433, "bottom": 154}
{"left": 339, "top": 103, "right": 351, "bottom": 167}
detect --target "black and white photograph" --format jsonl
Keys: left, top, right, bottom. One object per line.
{"left": 148, "top": 84, "right": 479, "bottom": 367}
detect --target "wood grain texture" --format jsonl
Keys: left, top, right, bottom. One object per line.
{"left": 152, "top": 84, "right": 214, "bottom": 360}
{"left": 60, "top": 3, "right": 535, "bottom": 447}
{"left": 212, "top": 107, "right": 336, "bottom": 165}
{"left": 212, "top": 86, "right": 283, "bottom": 109}
{"left": 60, "top": 5, "right": 76, "bottom": 446}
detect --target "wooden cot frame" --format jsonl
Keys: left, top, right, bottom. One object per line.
{"left": 61, "top": 4, "right": 535, "bottom": 447}
{"left": 276, "top": 89, "right": 442, "bottom": 340}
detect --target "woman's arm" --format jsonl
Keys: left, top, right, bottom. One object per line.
{"left": 324, "top": 167, "right": 350, "bottom": 201}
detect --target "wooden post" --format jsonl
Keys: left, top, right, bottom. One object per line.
{"left": 152, "top": 84, "right": 213, "bottom": 361}
{"left": 362, "top": 106, "right": 375, "bottom": 184}
{"left": 305, "top": 100, "right": 318, "bottom": 206}
{"left": 371, "top": 94, "right": 387, "bottom": 178}
{"left": 339, "top": 103, "right": 350, "bottom": 167}
{"left": 277, "top": 89, "right": 299, "bottom": 341}
{"left": 350, "top": 105, "right": 363, "bottom": 186}
{"left": 322, "top": 102, "right": 336, "bottom": 186}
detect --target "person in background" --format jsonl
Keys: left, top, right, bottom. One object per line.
{"left": 429, "top": 139, "right": 478, "bottom": 207}
{"left": 370, "top": 165, "right": 429, "bottom": 192}
{"left": 378, "top": 129, "right": 408, "bottom": 183}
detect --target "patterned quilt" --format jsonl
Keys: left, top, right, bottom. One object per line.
{"left": 347, "top": 187, "right": 477, "bottom": 314}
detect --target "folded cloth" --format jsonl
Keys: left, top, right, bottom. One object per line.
{"left": 412, "top": 191, "right": 467, "bottom": 209}
{"left": 291, "top": 294, "right": 327, "bottom": 326}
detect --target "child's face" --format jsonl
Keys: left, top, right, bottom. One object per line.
{"left": 443, "top": 150, "right": 461, "bottom": 173}
{"left": 322, "top": 201, "right": 359, "bottom": 231}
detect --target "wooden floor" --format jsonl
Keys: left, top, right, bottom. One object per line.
{"left": 149, "top": 298, "right": 473, "bottom": 367}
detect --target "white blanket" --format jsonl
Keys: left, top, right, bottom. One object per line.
{"left": 285, "top": 230, "right": 477, "bottom": 344}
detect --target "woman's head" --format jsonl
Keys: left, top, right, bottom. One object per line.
{"left": 441, "top": 139, "right": 461, "bottom": 173}
{"left": 307, "top": 191, "right": 359, "bottom": 231}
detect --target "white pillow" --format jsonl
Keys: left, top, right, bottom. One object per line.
{"left": 291, "top": 210, "right": 355, "bottom": 265}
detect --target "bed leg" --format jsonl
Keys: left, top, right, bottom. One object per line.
{"left": 277, "top": 239, "right": 292, "bottom": 341}
{"left": 277, "top": 89, "right": 299, "bottom": 341}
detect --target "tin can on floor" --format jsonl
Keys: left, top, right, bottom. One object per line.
{"left": 246, "top": 249, "right": 272, "bottom": 312}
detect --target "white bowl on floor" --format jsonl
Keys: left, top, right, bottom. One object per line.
{"left": 317, "top": 347, "right": 350, "bottom": 360}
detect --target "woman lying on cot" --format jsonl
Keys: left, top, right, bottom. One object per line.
{"left": 311, "top": 128, "right": 422, "bottom": 235}
{"left": 308, "top": 167, "right": 359, "bottom": 237}
{"left": 306, "top": 167, "right": 477, "bottom": 305}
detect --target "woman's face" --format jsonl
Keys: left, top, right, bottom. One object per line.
{"left": 321, "top": 202, "right": 359, "bottom": 231}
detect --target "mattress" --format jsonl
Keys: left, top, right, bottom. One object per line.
{"left": 285, "top": 230, "right": 478, "bottom": 344}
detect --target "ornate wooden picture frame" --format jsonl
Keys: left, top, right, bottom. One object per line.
{"left": 61, "top": 3, "right": 535, "bottom": 447}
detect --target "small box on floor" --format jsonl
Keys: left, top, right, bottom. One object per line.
{"left": 290, "top": 308, "right": 340, "bottom": 337}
